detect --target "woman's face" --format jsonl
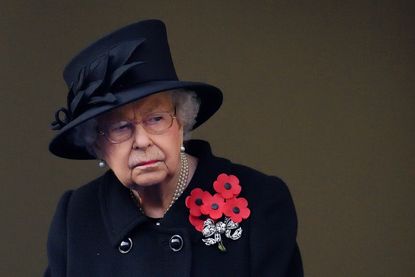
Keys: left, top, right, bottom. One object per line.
{"left": 96, "top": 92, "right": 183, "bottom": 188}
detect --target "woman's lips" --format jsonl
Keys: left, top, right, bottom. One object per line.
{"left": 131, "top": 160, "right": 161, "bottom": 168}
{"left": 137, "top": 160, "right": 159, "bottom": 166}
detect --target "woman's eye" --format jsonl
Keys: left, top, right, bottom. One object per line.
{"left": 110, "top": 121, "right": 132, "bottom": 132}
{"left": 145, "top": 114, "right": 165, "bottom": 125}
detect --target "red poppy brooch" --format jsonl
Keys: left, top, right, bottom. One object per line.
{"left": 185, "top": 173, "right": 251, "bottom": 251}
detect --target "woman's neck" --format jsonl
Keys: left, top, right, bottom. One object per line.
{"left": 131, "top": 154, "right": 198, "bottom": 218}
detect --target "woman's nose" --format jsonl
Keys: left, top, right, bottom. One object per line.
{"left": 132, "top": 124, "right": 152, "bottom": 149}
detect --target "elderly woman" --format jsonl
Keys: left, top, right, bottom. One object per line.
{"left": 45, "top": 20, "right": 303, "bottom": 276}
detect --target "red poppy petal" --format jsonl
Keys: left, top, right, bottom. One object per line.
{"left": 233, "top": 214, "right": 243, "bottom": 223}
{"left": 224, "top": 208, "right": 233, "bottom": 217}
{"left": 213, "top": 181, "right": 222, "bottom": 193}
{"left": 185, "top": 196, "right": 192, "bottom": 208}
{"left": 200, "top": 205, "right": 209, "bottom": 215}
{"left": 189, "top": 215, "right": 196, "bottom": 224}
{"left": 191, "top": 188, "right": 204, "bottom": 195}
{"left": 190, "top": 207, "right": 202, "bottom": 216}
{"left": 223, "top": 200, "right": 232, "bottom": 208}
{"left": 202, "top": 191, "right": 211, "bottom": 200}
{"left": 211, "top": 210, "right": 223, "bottom": 220}
{"left": 194, "top": 221, "right": 204, "bottom": 231}
{"left": 240, "top": 208, "right": 251, "bottom": 219}
{"left": 189, "top": 215, "right": 204, "bottom": 232}
{"left": 195, "top": 223, "right": 203, "bottom": 232}
{"left": 220, "top": 190, "right": 230, "bottom": 199}
{"left": 215, "top": 194, "right": 225, "bottom": 202}
{"left": 226, "top": 198, "right": 237, "bottom": 206}
{"left": 233, "top": 185, "right": 242, "bottom": 196}
{"left": 229, "top": 175, "right": 239, "bottom": 185}
{"left": 201, "top": 191, "right": 213, "bottom": 202}
{"left": 237, "top": 197, "right": 248, "bottom": 207}
{"left": 217, "top": 173, "right": 228, "bottom": 181}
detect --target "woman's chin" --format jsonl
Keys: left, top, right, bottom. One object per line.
{"left": 130, "top": 169, "right": 168, "bottom": 188}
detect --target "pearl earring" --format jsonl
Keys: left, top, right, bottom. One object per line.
{"left": 98, "top": 160, "right": 106, "bottom": 168}
{"left": 180, "top": 145, "right": 185, "bottom": 152}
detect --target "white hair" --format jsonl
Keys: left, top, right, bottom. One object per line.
{"left": 71, "top": 89, "right": 200, "bottom": 157}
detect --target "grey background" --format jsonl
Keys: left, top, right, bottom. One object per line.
{"left": 1, "top": 1, "right": 414, "bottom": 276}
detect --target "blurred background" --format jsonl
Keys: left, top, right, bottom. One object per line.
{"left": 1, "top": 1, "right": 414, "bottom": 276}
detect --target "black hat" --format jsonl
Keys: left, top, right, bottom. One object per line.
{"left": 49, "top": 19, "right": 223, "bottom": 159}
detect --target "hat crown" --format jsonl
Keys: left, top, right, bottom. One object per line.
{"left": 63, "top": 19, "right": 178, "bottom": 89}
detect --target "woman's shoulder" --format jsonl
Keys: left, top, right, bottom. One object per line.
{"left": 226, "top": 159, "right": 299, "bottom": 244}
{"left": 190, "top": 139, "right": 293, "bottom": 206}
{"left": 53, "top": 171, "right": 112, "bottom": 212}
{"left": 221, "top": 159, "right": 291, "bottom": 201}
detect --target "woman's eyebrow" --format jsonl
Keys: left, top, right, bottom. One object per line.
{"left": 136, "top": 103, "right": 174, "bottom": 115}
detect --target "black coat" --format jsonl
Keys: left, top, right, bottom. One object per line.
{"left": 45, "top": 140, "right": 303, "bottom": 276}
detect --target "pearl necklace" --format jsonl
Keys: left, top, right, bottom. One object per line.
{"left": 129, "top": 152, "right": 189, "bottom": 217}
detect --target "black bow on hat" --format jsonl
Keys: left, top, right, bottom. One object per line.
{"left": 49, "top": 19, "right": 222, "bottom": 159}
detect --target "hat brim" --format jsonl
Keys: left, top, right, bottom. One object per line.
{"left": 49, "top": 80, "right": 222, "bottom": 159}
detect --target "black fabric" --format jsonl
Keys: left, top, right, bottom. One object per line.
{"left": 45, "top": 140, "right": 303, "bottom": 276}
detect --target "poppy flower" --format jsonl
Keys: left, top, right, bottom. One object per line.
{"left": 224, "top": 197, "right": 250, "bottom": 223}
{"left": 189, "top": 215, "right": 205, "bottom": 232}
{"left": 185, "top": 188, "right": 211, "bottom": 216}
{"left": 213, "top": 173, "right": 241, "bottom": 199}
{"left": 200, "top": 193, "right": 225, "bottom": 219}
